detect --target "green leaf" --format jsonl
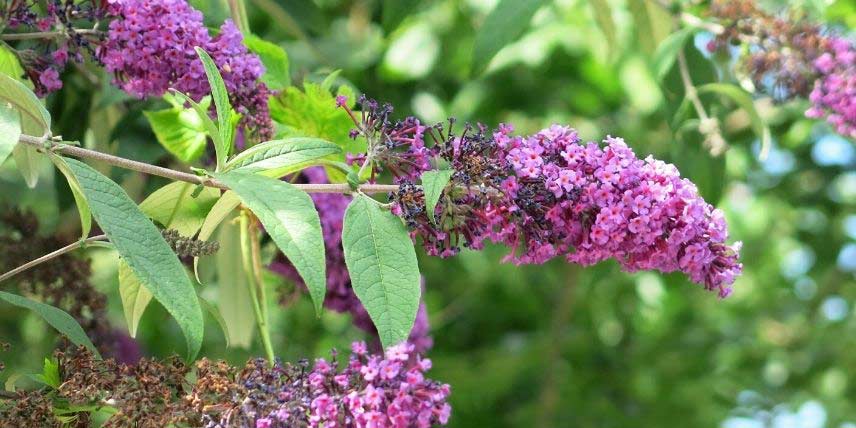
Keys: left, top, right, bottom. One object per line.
{"left": 143, "top": 101, "right": 209, "bottom": 163}
{"left": 195, "top": 47, "right": 233, "bottom": 168}
{"left": 651, "top": 27, "right": 697, "bottom": 82}
{"left": 244, "top": 35, "right": 291, "bottom": 90}
{"left": 197, "top": 297, "right": 231, "bottom": 346}
{"left": 471, "top": 0, "right": 549, "bottom": 75}
{"left": 48, "top": 154, "right": 92, "bottom": 240}
{"left": 627, "top": 0, "right": 673, "bottom": 56}
{"left": 420, "top": 169, "right": 453, "bottom": 225}
{"left": 382, "top": 0, "right": 424, "bottom": 30}
{"left": 697, "top": 83, "right": 772, "bottom": 160}
{"left": 194, "top": 191, "right": 241, "bottom": 281}
{"left": 34, "top": 358, "right": 60, "bottom": 389}
{"left": 0, "top": 73, "right": 50, "bottom": 136}
{"left": 342, "top": 195, "right": 421, "bottom": 349}
{"left": 139, "top": 181, "right": 220, "bottom": 236}
{"left": 269, "top": 82, "right": 364, "bottom": 182}
{"left": 118, "top": 260, "right": 152, "bottom": 338}
{"left": 170, "top": 90, "right": 224, "bottom": 168}
{"left": 214, "top": 216, "right": 255, "bottom": 348}
{"left": 213, "top": 171, "right": 326, "bottom": 314}
{"left": 224, "top": 137, "right": 342, "bottom": 176}
{"left": 0, "top": 45, "right": 25, "bottom": 79}
{"left": 63, "top": 158, "right": 203, "bottom": 360}
{"left": 0, "top": 291, "right": 99, "bottom": 357}
{"left": 0, "top": 102, "right": 21, "bottom": 166}
{"left": 11, "top": 144, "right": 40, "bottom": 188}
{"left": 589, "top": 0, "right": 617, "bottom": 60}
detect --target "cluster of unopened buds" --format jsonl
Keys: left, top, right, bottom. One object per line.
{"left": 709, "top": 0, "right": 856, "bottom": 138}
{"left": 339, "top": 97, "right": 743, "bottom": 297}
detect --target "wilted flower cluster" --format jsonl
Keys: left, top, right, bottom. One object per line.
{"left": 209, "top": 342, "right": 450, "bottom": 428}
{"left": 101, "top": 0, "right": 273, "bottom": 140}
{"left": 341, "top": 98, "right": 742, "bottom": 297}
{"left": 709, "top": 0, "right": 855, "bottom": 138}
{"left": 0, "top": 345, "right": 451, "bottom": 428}
{"left": 270, "top": 167, "right": 434, "bottom": 352}
{"left": 0, "top": 0, "right": 108, "bottom": 96}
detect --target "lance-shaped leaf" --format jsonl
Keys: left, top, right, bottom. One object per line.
{"left": 342, "top": 194, "right": 421, "bottom": 349}
{"left": 420, "top": 169, "right": 453, "bottom": 225}
{"left": 118, "top": 260, "right": 152, "bottom": 338}
{"left": 0, "top": 291, "right": 99, "bottom": 357}
{"left": 651, "top": 27, "right": 697, "bottom": 82}
{"left": 139, "top": 181, "right": 220, "bottom": 236}
{"left": 195, "top": 47, "right": 234, "bottom": 168}
{"left": 194, "top": 191, "right": 241, "bottom": 282}
{"left": 0, "top": 73, "right": 50, "bottom": 136}
{"left": 63, "top": 158, "right": 203, "bottom": 360}
{"left": 12, "top": 144, "right": 40, "bottom": 188}
{"left": 214, "top": 216, "right": 255, "bottom": 348}
{"left": 48, "top": 154, "right": 91, "bottom": 240}
{"left": 213, "top": 171, "right": 326, "bottom": 314}
{"left": 224, "top": 137, "right": 341, "bottom": 176}
{"left": 0, "top": 102, "right": 21, "bottom": 166}
{"left": 471, "top": 0, "right": 549, "bottom": 75}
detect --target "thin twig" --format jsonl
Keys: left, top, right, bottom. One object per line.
{"left": 677, "top": 51, "right": 710, "bottom": 122}
{"left": 0, "top": 235, "right": 108, "bottom": 284}
{"left": 0, "top": 29, "right": 101, "bottom": 41}
{"left": 17, "top": 134, "right": 400, "bottom": 194}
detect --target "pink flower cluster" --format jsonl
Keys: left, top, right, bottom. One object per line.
{"left": 269, "top": 168, "right": 434, "bottom": 352}
{"left": 492, "top": 126, "right": 742, "bottom": 297}
{"left": 101, "top": 0, "right": 273, "bottom": 139}
{"left": 806, "top": 37, "right": 856, "bottom": 139}
{"left": 348, "top": 93, "right": 742, "bottom": 296}
{"left": 245, "top": 342, "right": 451, "bottom": 428}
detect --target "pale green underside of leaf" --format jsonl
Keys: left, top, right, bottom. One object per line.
{"left": 0, "top": 291, "right": 99, "bottom": 357}
{"left": 0, "top": 102, "right": 21, "bottom": 166}
{"left": 224, "top": 137, "right": 341, "bottom": 176}
{"left": 0, "top": 73, "right": 50, "bottom": 136}
{"left": 139, "top": 181, "right": 220, "bottom": 236}
{"left": 63, "top": 158, "right": 203, "bottom": 360}
{"left": 48, "top": 154, "right": 92, "bottom": 240}
{"left": 215, "top": 217, "right": 255, "bottom": 348}
{"left": 214, "top": 171, "right": 327, "bottom": 314}
{"left": 342, "top": 195, "right": 421, "bottom": 349}
{"left": 118, "top": 260, "right": 152, "bottom": 338}
{"left": 12, "top": 143, "right": 41, "bottom": 188}
{"left": 195, "top": 191, "right": 242, "bottom": 282}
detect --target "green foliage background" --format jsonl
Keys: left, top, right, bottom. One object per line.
{"left": 1, "top": 0, "right": 855, "bottom": 426}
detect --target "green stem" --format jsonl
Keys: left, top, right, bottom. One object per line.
{"left": 240, "top": 212, "right": 275, "bottom": 364}
{"left": 227, "top": 0, "right": 252, "bottom": 35}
